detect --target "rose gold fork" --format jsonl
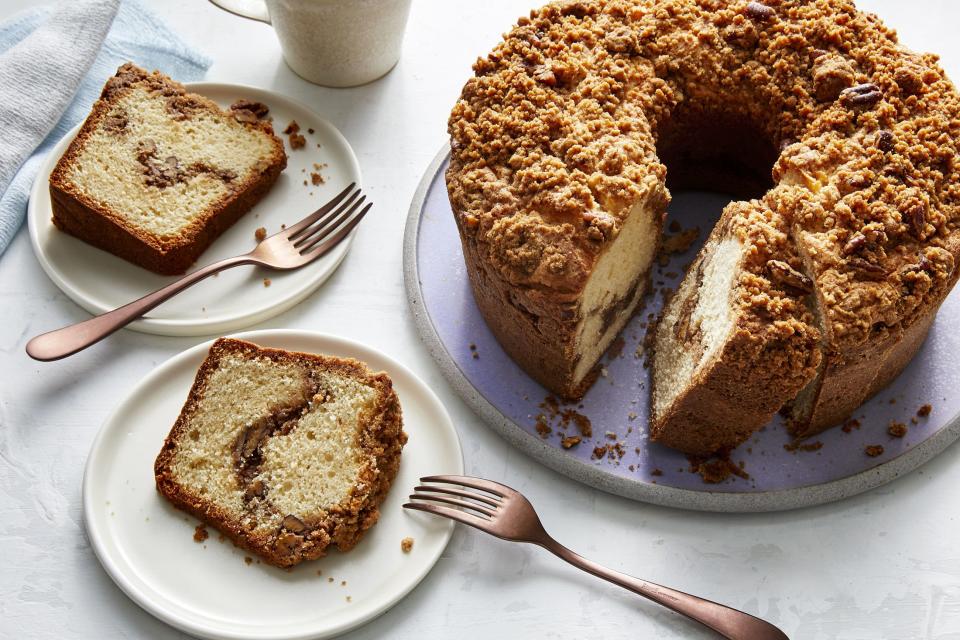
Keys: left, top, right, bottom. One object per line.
{"left": 405, "top": 475, "right": 789, "bottom": 640}
{"left": 26, "top": 183, "right": 369, "bottom": 361}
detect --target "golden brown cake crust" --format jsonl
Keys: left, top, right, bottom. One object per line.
{"left": 49, "top": 63, "right": 287, "bottom": 275}
{"left": 448, "top": 0, "right": 960, "bottom": 426}
{"left": 154, "top": 338, "right": 406, "bottom": 568}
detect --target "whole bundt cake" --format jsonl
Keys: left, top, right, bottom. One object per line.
{"left": 445, "top": 0, "right": 960, "bottom": 455}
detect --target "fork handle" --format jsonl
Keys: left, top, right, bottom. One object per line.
{"left": 25, "top": 255, "right": 254, "bottom": 361}
{"left": 540, "top": 538, "right": 788, "bottom": 640}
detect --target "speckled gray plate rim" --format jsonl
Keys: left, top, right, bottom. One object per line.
{"left": 403, "top": 144, "right": 960, "bottom": 513}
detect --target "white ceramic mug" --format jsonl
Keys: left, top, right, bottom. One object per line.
{"left": 211, "top": 0, "right": 412, "bottom": 87}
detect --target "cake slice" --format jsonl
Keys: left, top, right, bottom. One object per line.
{"left": 650, "top": 200, "right": 822, "bottom": 456}
{"left": 154, "top": 338, "right": 406, "bottom": 568}
{"left": 49, "top": 63, "right": 286, "bottom": 275}
{"left": 774, "top": 133, "right": 960, "bottom": 438}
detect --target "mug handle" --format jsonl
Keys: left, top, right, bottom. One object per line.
{"left": 208, "top": 0, "right": 270, "bottom": 23}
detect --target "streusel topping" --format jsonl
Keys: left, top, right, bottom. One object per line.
{"left": 448, "top": 0, "right": 960, "bottom": 349}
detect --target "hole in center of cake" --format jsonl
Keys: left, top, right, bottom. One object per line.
{"left": 656, "top": 106, "right": 778, "bottom": 200}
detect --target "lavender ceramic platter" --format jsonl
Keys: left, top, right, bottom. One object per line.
{"left": 403, "top": 146, "right": 960, "bottom": 512}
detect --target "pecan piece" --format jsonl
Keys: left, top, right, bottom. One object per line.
{"left": 842, "top": 232, "right": 868, "bottom": 256}
{"left": 232, "top": 109, "right": 259, "bottom": 124}
{"left": 533, "top": 65, "right": 557, "bottom": 86}
{"left": 744, "top": 1, "right": 776, "bottom": 21}
{"left": 902, "top": 202, "right": 927, "bottom": 238}
{"left": 282, "top": 515, "right": 307, "bottom": 533}
{"left": 840, "top": 83, "right": 882, "bottom": 109}
{"left": 276, "top": 532, "right": 301, "bottom": 555}
{"left": 876, "top": 129, "right": 894, "bottom": 152}
{"left": 767, "top": 260, "right": 813, "bottom": 294}
{"left": 848, "top": 257, "right": 887, "bottom": 280}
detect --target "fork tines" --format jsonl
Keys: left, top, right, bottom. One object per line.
{"left": 403, "top": 475, "right": 508, "bottom": 526}
{"left": 284, "top": 183, "right": 371, "bottom": 256}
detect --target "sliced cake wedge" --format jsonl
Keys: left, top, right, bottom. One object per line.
{"left": 154, "top": 338, "right": 406, "bottom": 568}
{"left": 651, "top": 200, "right": 822, "bottom": 456}
{"left": 50, "top": 63, "right": 286, "bottom": 274}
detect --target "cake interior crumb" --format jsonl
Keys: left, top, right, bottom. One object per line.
{"left": 401, "top": 537, "right": 414, "bottom": 553}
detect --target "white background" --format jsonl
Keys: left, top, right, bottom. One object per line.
{"left": 1, "top": 1, "right": 959, "bottom": 638}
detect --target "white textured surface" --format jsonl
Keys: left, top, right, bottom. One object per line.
{"left": 1, "top": 1, "right": 959, "bottom": 638}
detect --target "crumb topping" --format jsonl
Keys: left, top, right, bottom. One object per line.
{"left": 448, "top": 0, "right": 960, "bottom": 351}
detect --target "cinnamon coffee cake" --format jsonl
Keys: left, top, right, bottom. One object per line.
{"left": 50, "top": 63, "right": 286, "bottom": 274}
{"left": 154, "top": 338, "right": 406, "bottom": 568}
{"left": 446, "top": 0, "right": 960, "bottom": 454}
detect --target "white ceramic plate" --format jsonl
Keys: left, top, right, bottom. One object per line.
{"left": 28, "top": 83, "right": 361, "bottom": 336}
{"left": 83, "top": 330, "right": 463, "bottom": 640}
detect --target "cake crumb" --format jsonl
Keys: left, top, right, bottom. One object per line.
{"left": 317, "top": 569, "right": 323, "bottom": 575}
{"left": 328, "top": 577, "right": 334, "bottom": 583}
{"left": 841, "top": 418, "right": 861, "bottom": 433}
{"left": 865, "top": 444, "right": 885, "bottom": 457}
{"left": 289, "top": 133, "right": 306, "bottom": 149}
{"left": 263, "top": 278, "right": 271, "bottom": 287}
{"left": 917, "top": 404, "right": 932, "bottom": 417}
{"left": 560, "top": 435, "right": 581, "bottom": 449}
{"left": 193, "top": 524, "right": 208, "bottom": 543}
{"left": 254, "top": 226, "right": 266, "bottom": 242}
{"left": 687, "top": 454, "right": 749, "bottom": 484}
{"left": 888, "top": 422, "right": 908, "bottom": 438}
{"left": 284, "top": 120, "right": 306, "bottom": 148}
{"left": 534, "top": 414, "right": 551, "bottom": 438}
{"left": 564, "top": 410, "right": 592, "bottom": 437}
{"left": 657, "top": 226, "right": 700, "bottom": 264}
{"left": 651, "top": 468, "right": 663, "bottom": 477}
{"left": 784, "top": 439, "right": 823, "bottom": 453}
{"left": 230, "top": 99, "right": 269, "bottom": 119}
{"left": 310, "top": 172, "right": 325, "bottom": 185}
{"left": 607, "top": 336, "right": 625, "bottom": 359}
{"left": 401, "top": 537, "right": 414, "bottom": 553}
{"left": 341, "top": 580, "right": 347, "bottom": 586}
{"left": 308, "top": 127, "right": 315, "bottom": 134}
{"left": 591, "top": 446, "right": 607, "bottom": 460}
{"left": 244, "top": 556, "right": 253, "bottom": 565}
{"left": 346, "top": 596, "right": 352, "bottom": 603}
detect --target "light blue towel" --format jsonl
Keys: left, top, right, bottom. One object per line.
{"left": 0, "top": 0, "right": 211, "bottom": 255}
